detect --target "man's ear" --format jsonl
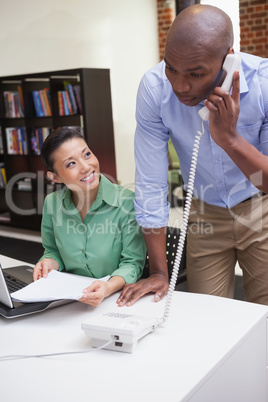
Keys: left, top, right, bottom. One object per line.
{"left": 47, "top": 171, "right": 62, "bottom": 183}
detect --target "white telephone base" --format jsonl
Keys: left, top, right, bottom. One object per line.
{"left": 81, "top": 312, "right": 161, "bottom": 353}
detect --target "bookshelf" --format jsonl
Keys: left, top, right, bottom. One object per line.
{"left": 0, "top": 68, "right": 116, "bottom": 230}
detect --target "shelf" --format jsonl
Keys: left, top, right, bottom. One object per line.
{"left": 0, "top": 68, "right": 116, "bottom": 230}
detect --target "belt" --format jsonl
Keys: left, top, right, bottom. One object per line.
{"left": 241, "top": 192, "right": 264, "bottom": 203}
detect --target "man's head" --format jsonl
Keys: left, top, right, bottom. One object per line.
{"left": 164, "top": 4, "right": 234, "bottom": 106}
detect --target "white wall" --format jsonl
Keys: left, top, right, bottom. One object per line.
{"left": 0, "top": 0, "right": 239, "bottom": 186}
{"left": 0, "top": 0, "right": 159, "bottom": 186}
{"left": 201, "top": 0, "right": 240, "bottom": 51}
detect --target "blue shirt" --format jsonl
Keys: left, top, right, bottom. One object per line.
{"left": 41, "top": 174, "right": 146, "bottom": 283}
{"left": 134, "top": 52, "right": 268, "bottom": 228}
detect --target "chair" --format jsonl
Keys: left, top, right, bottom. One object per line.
{"left": 141, "top": 226, "right": 187, "bottom": 285}
{"left": 167, "top": 139, "right": 184, "bottom": 208}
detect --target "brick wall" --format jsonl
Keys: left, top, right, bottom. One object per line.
{"left": 239, "top": 0, "right": 268, "bottom": 57}
{"left": 157, "top": 0, "right": 267, "bottom": 60}
{"left": 157, "top": 0, "right": 176, "bottom": 61}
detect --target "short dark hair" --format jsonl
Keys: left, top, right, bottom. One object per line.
{"left": 41, "top": 127, "right": 86, "bottom": 172}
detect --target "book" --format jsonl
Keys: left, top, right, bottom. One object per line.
{"left": 61, "top": 91, "right": 70, "bottom": 115}
{"left": 73, "top": 85, "right": 82, "bottom": 114}
{"left": 43, "top": 88, "right": 52, "bottom": 116}
{"left": 66, "top": 83, "right": 78, "bottom": 114}
{"left": 31, "top": 127, "right": 50, "bottom": 154}
{"left": 0, "top": 165, "right": 7, "bottom": 189}
{"left": 5, "top": 127, "right": 28, "bottom": 155}
{"left": 64, "top": 90, "right": 73, "bottom": 115}
{"left": 57, "top": 91, "right": 65, "bottom": 116}
{"left": 37, "top": 88, "right": 52, "bottom": 116}
{"left": 0, "top": 127, "right": 3, "bottom": 154}
{"left": 38, "top": 90, "right": 48, "bottom": 116}
{"left": 3, "top": 90, "right": 24, "bottom": 118}
{"left": 17, "top": 127, "right": 28, "bottom": 155}
{"left": 17, "top": 178, "right": 32, "bottom": 191}
{"left": 5, "top": 127, "right": 15, "bottom": 154}
{"left": 17, "top": 85, "right": 25, "bottom": 115}
{"left": 32, "top": 91, "right": 44, "bottom": 117}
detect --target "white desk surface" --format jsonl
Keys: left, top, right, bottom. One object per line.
{"left": 1, "top": 255, "right": 268, "bottom": 402}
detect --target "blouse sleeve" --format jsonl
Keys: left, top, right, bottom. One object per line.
{"left": 110, "top": 197, "right": 147, "bottom": 284}
{"left": 39, "top": 195, "right": 65, "bottom": 270}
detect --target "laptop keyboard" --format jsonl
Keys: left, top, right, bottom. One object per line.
{"left": 3, "top": 272, "right": 27, "bottom": 293}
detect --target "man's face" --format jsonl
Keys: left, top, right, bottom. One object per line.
{"left": 164, "top": 44, "right": 226, "bottom": 107}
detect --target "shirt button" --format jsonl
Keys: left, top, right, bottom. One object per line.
{"left": 82, "top": 249, "right": 85, "bottom": 253}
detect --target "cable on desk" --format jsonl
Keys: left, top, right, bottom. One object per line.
{"left": 0, "top": 339, "right": 114, "bottom": 361}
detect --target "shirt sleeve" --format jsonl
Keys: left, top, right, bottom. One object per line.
{"left": 134, "top": 73, "right": 171, "bottom": 228}
{"left": 259, "top": 57, "right": 268, "bottom": 155}
{"left": 110, "top": 198, "right": 147, "bottom": 284}
{"left": 39, "top": 195, "right": 65, "bottom": 270}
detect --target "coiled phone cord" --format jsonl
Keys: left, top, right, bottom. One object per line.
{"left": 161, "top": 119, "right": 205, "bottom": 325}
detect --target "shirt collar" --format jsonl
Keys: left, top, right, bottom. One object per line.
{"left": 92, "top": 174, "right": 119, "bottom": 209}
{"left": 62, "top": 174, "right": 119, "bottom": 212}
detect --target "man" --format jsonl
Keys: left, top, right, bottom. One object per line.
{"left": 116, "top": 4, "right": 268, "bottom": 307}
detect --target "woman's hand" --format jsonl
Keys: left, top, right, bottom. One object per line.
{"left": 33, "top": 258, "right": 59, "bottom": 281}
{"left": 79, "top": 281, "right": 108, "bottom": 306}
{"left": 79, "top": 276, "right": 125, "bottom": 307}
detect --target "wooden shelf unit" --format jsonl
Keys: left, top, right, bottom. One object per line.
{"left": 0, "top": 68, "right": 116, "bottom": 230}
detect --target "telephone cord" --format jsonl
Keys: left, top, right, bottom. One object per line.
{"left": 161, "top": 119, "right": 205, "bottom": 325}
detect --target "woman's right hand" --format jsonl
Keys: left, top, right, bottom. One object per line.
{"left": 33, "top": 258, "right": 59, "bottom": 281}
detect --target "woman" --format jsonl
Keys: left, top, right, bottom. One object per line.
{"left": 33, "top": 127, "right": 146, "bottom": 306}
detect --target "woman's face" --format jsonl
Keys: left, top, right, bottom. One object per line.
{"left": 48, "top": 137, "right": 100, "bottom": 196}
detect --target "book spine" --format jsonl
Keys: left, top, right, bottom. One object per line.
{"left": 66, "top": 84, "right": 78, "bottom": 114}
{"left": 39, "top": 90, "right": 48, "bottom": 116}
{"left": 12, "top": 128, "right": 19, "bottom": 154}
{"left": 64, "top": 90, "right": 73, "bottom": 115}
{"left": 32, "top": 91, "right": 44, "bottom": 117}
{"left": 61, "top": 91, "right": 70, "bottom": 115}
{"left": 58, "top": 91, "right": 65, "bottom": 116}
{"left": 17, "top": 127, "right": 23, "bottom": 155}
{"left": 43, "top": 88, "right": 52, "bottom": 116}
{"left": 0, "top": 167, "right": 7, "bottom": 189}
{"left": 73, "top": 85, "right": 82, "bottom": 114}
{"left": 0, "top": 128, "right": 3, "bottom": 154}
{"left": 5, "top": 128, "right": 15, "bottom": 154}
{"left": 17, "top": 85, "right": 25, "bottom": 116}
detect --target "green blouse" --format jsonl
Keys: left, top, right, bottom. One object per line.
{"left": 40, "top": 174, "right": 146, "bottom": 284}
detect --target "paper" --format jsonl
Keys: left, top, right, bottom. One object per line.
{"left": 11, "top": 270, "right": 110, "bottom": 303}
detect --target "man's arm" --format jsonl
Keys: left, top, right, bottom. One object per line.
{"left": 117, "top": 227, "right": 169, "bottom": 306}
{"left": 206, "top": 70, "right": 268, "bottom": 193}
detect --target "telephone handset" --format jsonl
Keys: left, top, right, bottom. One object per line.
{"left": 198, "top": 53, "right": 241, "bottom": 121}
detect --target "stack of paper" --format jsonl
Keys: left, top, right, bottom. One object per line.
{"left": 11, "top": 270, "right": 110, "bottom": 303}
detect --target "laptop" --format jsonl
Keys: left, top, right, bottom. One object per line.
{"left": 0, "top": 263, "right": 73, "bottom": 319}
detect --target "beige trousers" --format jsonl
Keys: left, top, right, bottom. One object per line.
{"left": 186, "top": 194, "right": 268, "bottom": 304}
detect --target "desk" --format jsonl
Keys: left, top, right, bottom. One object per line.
{"left": 1, "top": 255, "right": 268, "bottom": 402}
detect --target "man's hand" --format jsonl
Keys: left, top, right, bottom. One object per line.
{"left": 116, "top": 273, "right": 169, "bottom": 307}
{"left": 205, "top": 70, "right": 240, "bottom": 150}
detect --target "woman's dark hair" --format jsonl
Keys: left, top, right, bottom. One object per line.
{"left": 41, "top": 127, "right": 86, "bottom": 172}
